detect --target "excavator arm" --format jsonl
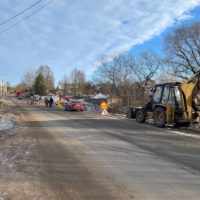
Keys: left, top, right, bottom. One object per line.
{"left": 180, "top": 70, "right": 200, "bottom": 121}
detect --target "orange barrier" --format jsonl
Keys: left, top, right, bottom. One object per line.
{"left": 27, "top": 100, "right": 45, "bottom": 106}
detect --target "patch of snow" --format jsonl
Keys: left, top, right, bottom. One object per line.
{"left": 102, "top": 113, "right": 126, "bottom": 119}
{"left": 92, "top": 93, "right": 109, "bottom": 99}
{"left": 170, "top": 130, "right": 200, "bottom": 139}
{"left": 0, "top": 120, "right": 13, "bottom": 131}
{"left": 76, "top": 99, "right": 85, "bottom": 102}
{"left": 0, "top": 192, "right": 9, "bottom": 200}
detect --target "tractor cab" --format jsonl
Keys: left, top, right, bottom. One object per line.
{"left": 146, "top": 83, "right": 182, "bottom": 110}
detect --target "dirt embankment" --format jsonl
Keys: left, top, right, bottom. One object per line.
{"left": 0, "top": 98, "right": 21, "bottom": 121}
{"left": 0, "top": 99, "right": 23, "bottom": 199}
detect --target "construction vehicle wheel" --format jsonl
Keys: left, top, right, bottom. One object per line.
{"left": 153, "top": 107, "right": 166, "bottom": 128}
{"left": 182, "top": 122, "right": 191, "bottom": 127}
{"left": 175, "top": 122, "right": 191, "bottom": 127}
{"left": 136, "top": 109, "right": 146, "bottom": 123}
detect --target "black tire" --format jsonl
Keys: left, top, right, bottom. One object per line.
{"left": 175, "top": 122, "right": 191, "bottom": 127}
{"left": 136, "top": 109, "right": 146, "bottom": 123}
{"left": 153, "top": 107, "right": 166, "bottom": 128}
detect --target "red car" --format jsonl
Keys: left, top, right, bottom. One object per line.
{"left": 65, "top": 101, "right": 84, "bottom": 111}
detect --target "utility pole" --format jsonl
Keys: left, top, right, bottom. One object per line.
{"left": 2, "top": 79, "right": 3, "bottom": 98}
{"left": 0, "top": 76, "right": 6, "bottom": 99}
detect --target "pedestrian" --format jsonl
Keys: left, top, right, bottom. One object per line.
{"left": 45, "top": 97, "right": 49, "bottom": 107}
{"left": 49, "top": 97, "right": 54, "bottom": 108}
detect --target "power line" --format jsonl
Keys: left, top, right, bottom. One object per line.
{"left": 0, "top": 0, "right": 27, "bottom": 20}
{"left": 0, "top": 0, "right": 43, "bottom": 27}
{"left": 0, "top": 0, "right": 21, "bottom": 20}
{"left": 0, "top": 0, "right": 56, "bottom": 34}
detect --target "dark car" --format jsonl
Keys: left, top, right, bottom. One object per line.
{"left": 65, "top": 100, "right": 84, "bottom": 111}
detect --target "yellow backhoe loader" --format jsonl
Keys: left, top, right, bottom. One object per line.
{"left": 130, "top": 71, "right": 200, "bottom": 127}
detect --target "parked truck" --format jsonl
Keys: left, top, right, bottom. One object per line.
{"left": 16, "top": 91, "right": 23, "bottom": 99}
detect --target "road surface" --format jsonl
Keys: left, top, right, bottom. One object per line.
{"left": 0, "top": 101, "right": 200, "bottom": 199}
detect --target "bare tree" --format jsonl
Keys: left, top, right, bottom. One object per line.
{"left": 95, "top": 53, "right": 136, "bottom": 108}
{"left": 95, "top": 51, "right": 160, "bottom": 110}
{"left": 22, "top": 67, "right": 35, "bottom": 94}
{"left": 37, "top": 65, "right": 55, "bottom": 91}
{"left": 58, "top": 75, "right": 70, "bottom": 96}
{"left": 164, "top": 22, "right": 200, "bottom": 79}
{"left": 70, "top": 68, "right": 85, "bottom": 96}
{"left": 6, "top": 81, "right": 12, "bottom": 93}
{"left": 15, "top": 82, "right": 27, "bottom": 92}
{"left": 82, "top": 81, "right": 96, "bottom": 95}
{"left": 131, "top": 51, "right": 160, "bottom": 88}
{"left": 158, "top": 71, "right": 181, "bottom": 83}
{"left": 96, "top": 54, "right": 132, "bottom": 93}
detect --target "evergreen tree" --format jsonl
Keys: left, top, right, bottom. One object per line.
{"left": 37, "top": 65, "right": 55, "bottom": 91}
{"left": 34, "top": 73, "right": 47, "bottom": 95}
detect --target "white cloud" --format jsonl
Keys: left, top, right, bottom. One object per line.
{"left": 0, "top": 0, "right": 200, "bottom": 84}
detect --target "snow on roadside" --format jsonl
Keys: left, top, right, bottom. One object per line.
{"left": 0, "top": 192, "right": 9, "bottom": 200}
{"left": 0, "top": 120, "right": 13, "bottom": 131}
{"left": 0, "top": 98, "right": 17, "bottom": 132}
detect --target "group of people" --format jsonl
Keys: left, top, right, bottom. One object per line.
{"left": 45, "top": 97, "right": 54, "bottom": 108}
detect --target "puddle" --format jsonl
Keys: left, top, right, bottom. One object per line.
{"left": 0, "top": 120, "right": 13, "bottom": 131}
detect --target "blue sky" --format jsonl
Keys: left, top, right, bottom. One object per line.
{"left": 0, "top": 0, "right": 200, "bottom": 86}
{"left": 130, "top": 5, "right": 200, "bottom": 56}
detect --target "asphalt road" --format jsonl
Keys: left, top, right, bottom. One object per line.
{"left": 0, "top": 102, "right": 200, "bottom": 200}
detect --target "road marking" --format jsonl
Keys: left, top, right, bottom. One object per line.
{"left": 170, "top": 131, "right": 200, "bottom": 139}
{"left": 77, "top": 134, "right": 100, "bottom": 140}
